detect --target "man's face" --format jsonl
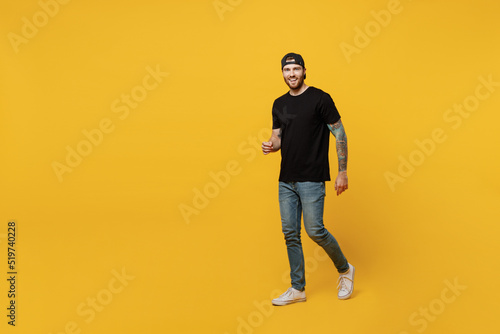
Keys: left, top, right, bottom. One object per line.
{"left": 282, "top": 64, "right": 306, "bottom": 90}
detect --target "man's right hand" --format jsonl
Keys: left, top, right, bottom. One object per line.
{"left": 262, "top": 141, "right": 273, "bottom": 155}
{"left": 262, "top": 129, "right": 282, "bottom": 155}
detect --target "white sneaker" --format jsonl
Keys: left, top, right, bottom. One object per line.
{"left": 272, "top": 287, "right": 306, "bottom": 306}
{"left": 337, "top": 263, "right": 355, "bottom": 300}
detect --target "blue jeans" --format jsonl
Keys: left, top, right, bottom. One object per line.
{"left": 279, "top": 181, "right": 349, "bottom": 291}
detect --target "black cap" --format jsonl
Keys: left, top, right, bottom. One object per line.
{"left": 281, "top": 53, "right": 305, "bottom": 69}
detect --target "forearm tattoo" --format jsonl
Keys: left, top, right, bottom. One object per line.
{"left": 327, "top": 120, "right": 348, "bottom": 172}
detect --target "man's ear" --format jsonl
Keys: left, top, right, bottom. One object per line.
{"left": 304, "top": 68, "right": 306, "bottom": 79}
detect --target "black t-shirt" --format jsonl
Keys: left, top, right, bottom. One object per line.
{"left": 272, "top": 86, "right": 341, "bottom": 182}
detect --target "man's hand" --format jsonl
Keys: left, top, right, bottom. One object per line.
{"left": 262, "top": 129, "right": 281, "bottom": 155}
{"left": 262, "top": 141, "right": 273, "bottom": 155}
{"left": 335, "top": 171, "right": 348, "bottom": 196}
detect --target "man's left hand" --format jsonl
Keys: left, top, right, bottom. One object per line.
{"left": 335, "top": 172, "right": 348, "bottom": 196}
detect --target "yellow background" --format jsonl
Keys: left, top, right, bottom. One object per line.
{"left": 1, "top": 0, "right": 499, "bottom": 333}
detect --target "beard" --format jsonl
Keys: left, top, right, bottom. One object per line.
{"left": 284, "top": 75, "right": 304, "bottom": 90}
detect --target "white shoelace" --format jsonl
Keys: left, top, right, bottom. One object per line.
{"left": 337, "top": 276, "right": 352, "bottom": 291}
{"left": 277, "top": 288, "right": 296, "bottom": 300}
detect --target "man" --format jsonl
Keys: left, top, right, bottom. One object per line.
{"left": 262, "top": 52, "right": 354, "bottom": 306}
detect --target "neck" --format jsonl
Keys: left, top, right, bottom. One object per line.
{"left": 290, "top": 83, "right": 309, "bottom": 96}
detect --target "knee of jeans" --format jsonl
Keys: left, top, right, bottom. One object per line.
{"left": 282, "top": 226, "right": 300, "bottom": 241}
{"left": 305, "top": 225, "right": 327, "bottom": 242}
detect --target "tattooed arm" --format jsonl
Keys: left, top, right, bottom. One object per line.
{"left": 327, "top": 120, "right": 348, "bottom": 196}
{"left": 262, "top": 129, "right": 281, "bottom": 155}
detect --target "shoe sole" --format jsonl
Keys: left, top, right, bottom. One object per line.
{"left": 338, "top": 265, "right": 355, "bottom": 300}
{"left": 272, "top": 297, "right": 307, "bottom": 306}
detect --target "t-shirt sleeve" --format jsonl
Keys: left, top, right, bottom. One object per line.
{"left": 318, "top": 92, "right": 341, "bottom": 125}
{"left": 272, "top": 100, "right": 281, "bottom": 129}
